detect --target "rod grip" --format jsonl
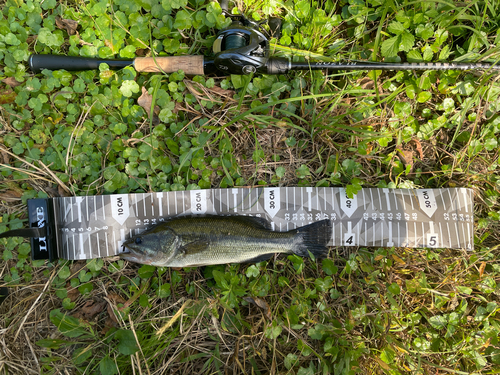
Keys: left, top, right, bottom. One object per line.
{"left": 134, "top": 56, "right": 205, "bottom": 75}
{"left": 29, "top": 54, "right": 133, "bottom": 73}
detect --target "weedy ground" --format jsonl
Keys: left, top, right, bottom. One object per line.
{"left": 1, "top": 0, "right": 500, "bottom": 374}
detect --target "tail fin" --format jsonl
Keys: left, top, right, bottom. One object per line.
{"left": 292, "top": 219, "right": 332, "bottom": 259}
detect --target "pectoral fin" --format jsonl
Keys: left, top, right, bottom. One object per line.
{"left": 179, "top": 240, "right": 210, "bottom": 255}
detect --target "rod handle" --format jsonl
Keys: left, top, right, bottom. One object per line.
{"left": 134, "top": 56, "right": 205, "bottom": 75}
{"left": 29, "top": 54, "right": 133, "bottom": 73}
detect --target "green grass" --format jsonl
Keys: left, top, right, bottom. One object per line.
{"left": 1, "top": 0, "right": 500, "bottom": 374}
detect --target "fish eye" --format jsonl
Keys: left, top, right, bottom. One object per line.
{"left": 135, "top": 237, "right": 142, "bottom": 244}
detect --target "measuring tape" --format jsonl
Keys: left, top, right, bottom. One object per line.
{"left": 25, "top": 187, "right": 473, "bottom": 261}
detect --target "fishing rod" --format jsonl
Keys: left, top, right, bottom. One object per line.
{"left": 29, "top": 3, "right": 500, "bottom": 76}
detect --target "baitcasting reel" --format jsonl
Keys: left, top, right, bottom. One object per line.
{"left": 212, "top": 13, "right": 290, "bottom": 75}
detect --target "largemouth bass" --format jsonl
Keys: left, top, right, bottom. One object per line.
{"left": 120, "top": 215, "right": 332, "bottom": 267}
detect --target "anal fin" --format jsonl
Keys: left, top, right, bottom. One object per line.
{"left": 242, "top": 253, "right": 274, "bottom": 264}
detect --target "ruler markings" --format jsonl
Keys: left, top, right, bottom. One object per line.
{"left": 286, "top": 187, "right": 289, "bottom": 211}
{"left": 400, "top": 189, "right": 406, "bottom": 211}
{"left": 232, "top": 189, "right": 238, "bottom": 212}
{"left": 397, "top": 221, "right": 400, "bottom": 247}
{"left": 157, "top": 193, "right": 163, "bottom": 217}
{"left": 77, "top": 197, "right": 82, "bottom": 223}
{"left": 306, "top": 187, "right": 312, "bottom": 211}
{"left": 455, "top": 221, "right": 462, "bottom": 247}
{"left": 409, "top": 191, "right": 415, "bottom": 211}
{"left": 167, "top": 192, "right": 171, "bottom": 216}
{"left": 67, "top": 234, "right": 71, "bottom": 260}
{"left": 438, "top": 222, "right": 444, "bottom": 248}
{"left": 85, "top": 198, "right": 89, "bottom": 222}
{"left": 372, "top": 221, "right": 375, "bottom": 246}
{"left": 61, "top": 232, "right": 66, "bottom": 260}
{"left": 104, "top": 232, "right": 109, "bottom": 256}
{"left": 71, "top": 234, "right": 76, "bottom": 260}
{"left": 332, "top": 222, "right": 335, "bottom": 246}
{"left": 96, "top": 232, "right": 101, "bottom": 258}
{"left": 377, "top": 189, "right": 382, "bottom": 210}
{"left": 255, "top": 189, "right": 260, "bottom": 212}
{"left": 331, "top": 188, "right": 334, "bottom": 211}
{"left": 446, "top": 222, "right": 451, "bottom": 250}
{"left": 457, "top": 188, "right": 469, "bottom": 213}
{"left": 174, "top": 191, "right": 177, "bottom": 214}
{"left": 383, "top": 189, "right": 391, "bottom": 211}
{"left": 66, "top": 233, "right": 70, "bottom": 260}
{"left": 364, "top": 222, "right": 366, "bottom": 246}
{"left": 469, "top": 189, "right": 473, "bottom": 213}
{"left": 316, "top": 188, "right": 319, "bottom": 211}
{"left": 413, "top": 222, "right": 417, "bottom": 247}
{"left": 387, "top": 222, "right": 393, "bottom": 247}
{"left": 87, "top": 232, "right": 92, "bottom": 258}
{"left": 63, "top": 232, "right": 68, "bottom": 260}
{"left": 437, "top": 191, "right": 445, "bottom": 218}
{"left": 380, "top": 221, "right": 384, "bottom": 247}
{"left": 300, "top": 187, "right": 303, "bottom": 211}
{"left": 447, "top": 189, "right": 453, "bottom": 212}
{"left": 52, "top": 199, "right": 61, "bottom": 257}
{"left": 357, "top": 222, "right": 360, "bottom": 247}
{"left": 467, "top": 223, "right": 471, "bottom": 249}
{"left": 247, "top": 188, "right": 251, "bottom": 211}
{"left": 362, "top": 189, "right": 366, "bottom": 210}
{"left": 341, "top": 222, "right": 345, "bottom": 246}
{"left": 369, "top": 189, "right": 374, "bottom": 212}
{"left": 59, "top": 198, "right": 64, "bottom": 221}
{"left": 461, "top": 222, "right": 466, "bottom": 249}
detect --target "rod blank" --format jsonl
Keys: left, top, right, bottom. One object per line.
{"left": 290, "top": 61, "right": 500, "bottom": 72}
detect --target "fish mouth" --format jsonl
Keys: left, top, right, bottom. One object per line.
{"left": 120, "top": 242, "right": 150, "bottom": 264}
{"left": 121, "top": 239, "right": 144, "bottom": 253}
{"left": 119, "top": 251, "right": 152, "bottom": 264}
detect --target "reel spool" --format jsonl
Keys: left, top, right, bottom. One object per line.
{"left": 212, "top": 17, "right": 271, "bottom": 75}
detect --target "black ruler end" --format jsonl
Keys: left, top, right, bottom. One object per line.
{"left": 27, "top": 198, "right": 58, "bottom": 262}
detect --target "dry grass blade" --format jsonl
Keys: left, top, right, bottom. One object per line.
{"left": 13, "top": 269, "right": 56, "bottom": 341}
{"left": 156, "top": 299, "right": 193, "bottom": 337}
